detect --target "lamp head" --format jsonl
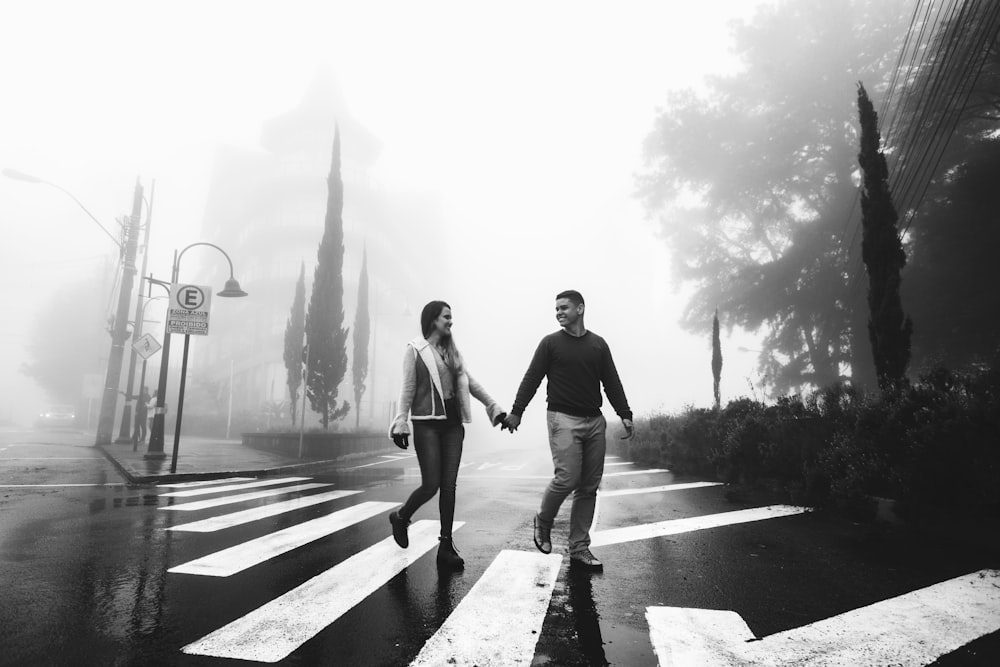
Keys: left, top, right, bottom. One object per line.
{"left": 3, "top": 168, "right": 42, "bottom": 183}
{"left": 218, "top": 277, "right": 248, "bottom": 298}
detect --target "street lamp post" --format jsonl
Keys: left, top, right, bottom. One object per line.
{"left": 145, "top": 243, "right": 247, "bottom": 473}
{"left": 95, "top": 181, "right": 143, "bottom": 446}
{"left": 116, "top": 180, "right": 156, "bottom": 443}
{"left": 3, "top": 168, "right": 140, "bottom": 447}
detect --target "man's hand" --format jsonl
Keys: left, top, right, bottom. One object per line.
{"left": 620, "top": 418, "right": 635, "bottom": 440}
{"left": 502, "top": 413, "right": 521, "bottom": 433}
{"left": 391, "top": 433, "right": 410, "bottom": 449}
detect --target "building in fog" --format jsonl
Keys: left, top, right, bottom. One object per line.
{"left": 187, "top": 70, "right": 450, "bottom": 433}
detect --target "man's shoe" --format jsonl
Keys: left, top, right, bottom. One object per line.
{"left": 570, "top": 549, "right": 603, "bottom": 569}
{"left": 436, "top": 536, "right": 465, "bottom": 570}
{"left": 533, "top": 514, "right": 552, "bottom": 554}
{"left": 389, "top": 511, "right": 409, "bottom": 548}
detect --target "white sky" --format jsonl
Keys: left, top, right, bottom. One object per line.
{"left": 1, "top": 0, "right": 770, "bottom": 426}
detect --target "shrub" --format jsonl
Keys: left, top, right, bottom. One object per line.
{"left": 621, "top": 366, "right": 1000, "bottom": 520}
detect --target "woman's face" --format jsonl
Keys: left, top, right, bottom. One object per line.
{"left": 432, "top": 306, "right": 453, "bottom": 338}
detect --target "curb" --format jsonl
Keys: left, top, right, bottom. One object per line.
{"left": 98, "top": 445, "right": 400, "bottom": 486}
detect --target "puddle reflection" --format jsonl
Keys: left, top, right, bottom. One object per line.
{"left": 568, "top": 567, "right": 609, "bottom": 666}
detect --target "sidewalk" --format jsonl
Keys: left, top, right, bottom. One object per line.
{"left": 99, "top": 435, "right": 395, "bottom": 485}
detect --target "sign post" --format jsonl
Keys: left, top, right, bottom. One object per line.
{"left": 166, "top": 284, "right": 212, "bottom": 473}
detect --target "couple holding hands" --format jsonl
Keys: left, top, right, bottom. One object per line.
{"left": 387, "top": 290, "right": 634, "bottom": 571}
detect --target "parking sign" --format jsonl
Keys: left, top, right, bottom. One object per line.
{"left": 167, "top": 284, "right": 212, "bottom": 335}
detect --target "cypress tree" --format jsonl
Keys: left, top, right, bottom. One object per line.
{"left": 305, "top": 127, "right": 351, "bottom": 428}
{"left": 712, "top": 309, "right": 723, "bottom": 409}
{"left": 856, "top": 82, "right": 912, "bottom": 389}
{"left": 283, "top": 261, "right": 306, "bottom": 423}
{"left": 352, "top": 246, "right": 370, "bottom": 428}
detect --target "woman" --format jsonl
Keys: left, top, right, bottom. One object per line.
{"left": 388, "top": 301, "right": 506, "bottom": 569}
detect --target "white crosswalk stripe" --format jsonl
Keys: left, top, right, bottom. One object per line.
{"left": 646, "top": 569, "right": 1000, "bottom": 666}
{"left": 601, "top": 481, "right": 723, "bottom": 497}
{"left": 603, "top": 468, "right": 670, "bottom": 478}
{"left": 167, "top": 489, "right": 364, "bottom": 533}
{"left": 156, "top": 477, "right": 255, "bottom": 489}
{"left": 591, "top": 505, "right": 810, "bottom": 547}
{"left": 410, "top": 550, "right": 563, "bottom": 666}
{"left": 169, "top": 500, "right": 399, "bottom": 576}
{"left": 159, "top": 476, "right": 312, "bottom": 497}
{"left": 181, "top": 520, "right": 460, "bottom": 662}
{"left": 159, "top": 482, "right": 332, "bottom": 511}
{"left": 162, "top": 462, "right": 890, "bottom": 665}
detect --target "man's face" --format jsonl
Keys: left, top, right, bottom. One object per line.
{"left": 555, "top": 298, "right": 582, "bottom": 328}
{"left": 433, "top": 306, "right": 453, "bottom": 338}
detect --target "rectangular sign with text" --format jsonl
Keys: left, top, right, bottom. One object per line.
{"left": 168, "top": 283, "right": 213, "bottom": 336}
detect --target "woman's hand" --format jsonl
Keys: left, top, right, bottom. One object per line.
{"left": 392, "top": 433, "right": 410, "bottom": 449}
{"left": 502, "top": 413, "right": 521, "bottom": 432}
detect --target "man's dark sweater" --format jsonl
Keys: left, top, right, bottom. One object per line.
{"left": 511, "top": 330, "right": 632, "bottom": 420}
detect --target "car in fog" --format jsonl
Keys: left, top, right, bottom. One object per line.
{"left": 35, "top": 405, "right": 77, "bottom": 429}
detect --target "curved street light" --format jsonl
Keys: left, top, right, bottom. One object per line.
{"left": 3, "top": 168, "right": 123, "bottom": 249}
{"left": 146, "top": 243, "right": 247, "bottom": 473}
{"left": 5, "top": 167, "right": 143, "bottom": 447}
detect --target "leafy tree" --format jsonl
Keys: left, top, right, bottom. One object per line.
{"left": 637, "top": 0, "right": 911, "bottom": 394}
{"left": 305, "top": 127, "right": 351, "bottom": 428}
{"left": 22, "top": 267, "right": 108, "bottom": 407}
{"left": 905, "top": 138, "right": 1000, "bottom": 370}
{"left": 857, "top": 82, "right": 912, "bottom": 388}
{"left": 283, "top": 261, "right": 306, "bottom": 423}
{"left": 712, "top": 309, "right": 723, "bottom": 409}
{"left": 352, "top": 246, "right": 370, "bottom": 428}
{"left": 891, "top": 12, "right": 1000, "bottom": 370}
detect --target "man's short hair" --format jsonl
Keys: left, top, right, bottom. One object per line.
{"left": 556, "top": 290, "right": 585, "bottom": 306}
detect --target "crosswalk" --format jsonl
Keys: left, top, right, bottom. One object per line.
{"left": 149, "top": 461, "right": 985, "bottom": 666}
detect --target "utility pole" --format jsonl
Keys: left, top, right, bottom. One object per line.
{"left": 95, "top": 179, "right": 143, "bottom": 446}
{"left": 116, "top": 180, "right": 155, "bottom": 443}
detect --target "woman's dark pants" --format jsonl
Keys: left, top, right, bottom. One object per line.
{"left": 399, "top": 420, "right": 464, "bottom": 538}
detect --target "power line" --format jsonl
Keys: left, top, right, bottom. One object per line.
{"left": 890, "top": 0, "right": 978, "bottom": 201}
{"left": 883, "top": 0, "right": 947, "bottom": 149}
{"left": 879, "top": 0, "right": 928, "bottom": 125}
{"left": 839, "top": 0, "right": 935, "bottom": 292}
{"left": 899, "top": 1, "right": 1000, "bottom": 235}
{"left": 843, "top": 0, "right": 999, "bottom": 301}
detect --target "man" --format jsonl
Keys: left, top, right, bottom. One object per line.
{"left": 504, "top": 290, "right": 633, "bottom": 569}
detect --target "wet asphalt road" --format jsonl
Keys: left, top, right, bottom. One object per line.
{"left": 1, "top": 427, "right": 998, "bottom": 666}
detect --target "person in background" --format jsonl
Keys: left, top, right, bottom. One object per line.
{"left": 504, "top": 290, "right": 634, "bottom": 570}
{"left": 387, "top": 300, "right": 507, "bottom": 570}
{"left": 133, "top": 387, "right": 151, "bottom": 445}
{"left": 146, "top": 390, "right": 160, "bottom": 437}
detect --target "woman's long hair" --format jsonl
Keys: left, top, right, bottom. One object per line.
{"left": 420, "top": 300, "right": 463, "bottom": 373}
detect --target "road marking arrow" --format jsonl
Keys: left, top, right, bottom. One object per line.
{"left": 646, "top": 569, "right": 1000, "bottom": 666}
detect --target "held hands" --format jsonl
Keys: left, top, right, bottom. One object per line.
{"left": 391, "top": 433, "right": 410, "bottom": 450}
{"left": 620, "top": 418, "right": 635, "bottom": 440}
{"left": 501, "top": 413, "right": 521, "bottom": 433}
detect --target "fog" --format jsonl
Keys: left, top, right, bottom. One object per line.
{"left": 4, "top": 1, "right": 786, "bottom": 432}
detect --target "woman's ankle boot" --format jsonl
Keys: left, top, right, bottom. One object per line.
{"left": 436, "top": 536, "right": 464, "bottom": 570}
{"left": 389, "top": 511, "right": 410, "bottom": 548}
